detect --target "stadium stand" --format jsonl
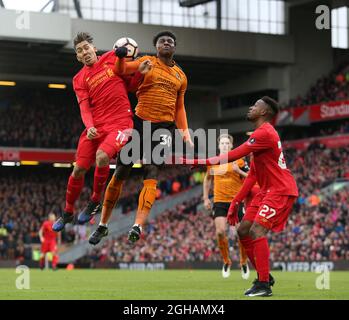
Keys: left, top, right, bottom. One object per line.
{"left": 288, "top": 64, "right": 349, "bottom": 107}
{"left": 0, "top": 165, "right": 201, "bottom": 263}
{"left": 0, "top": 88, "right": 82, "bottom": 149}
{"left": 75, "top": 143, "right": 349, "bottom": 265}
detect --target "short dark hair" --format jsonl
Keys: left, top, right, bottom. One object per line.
{"left": 73, "top": 32, "right": 94, "bottom": 48}
{"left": 261, "top": 96, "right": 279, "bottom": 118}
{"left": 153, "top": 30, "right": 176, "bottom": 47}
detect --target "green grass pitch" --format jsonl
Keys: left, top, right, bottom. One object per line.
{"left": 0, "top": 269, "right": 348, "bottom": 300}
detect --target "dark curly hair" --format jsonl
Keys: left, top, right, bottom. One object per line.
{"left": 153, "top": 30, "right": 176, "bottom": 47}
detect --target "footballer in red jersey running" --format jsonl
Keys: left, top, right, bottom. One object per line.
{"left": 53, "top": 32, "right": 143, "bottom": 232}
{"left": 181, "top": 96, "right": 298, "bottom": 297}
{"left": 39, "top": 213, "right": 60, "bottom": 270}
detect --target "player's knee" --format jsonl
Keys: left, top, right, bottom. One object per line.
{"left": 248, "top": 227, "right": 257, "bottom": 240}
{"left": 237, "top": 226, "right": 249, "bottom": 239}
{"left": 144, "top": 165, "right": 159, "bottom": 179}
{"left": 249, "top": 225, "right": 265, "bottom": 240}
{"left": 96, "top": 150, "right": 109, "bottom": 167}
{"left": 238, "top": 220, "right": 253, "bottom": 239}
{"left": 72, "top": 165, "right": 87, "bottom": 178}
{"left": 216, "top": 229, "right": 225, "bottom": 239}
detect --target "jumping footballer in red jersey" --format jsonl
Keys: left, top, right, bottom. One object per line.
{"left": 53, "top": 32, "right": 144, "bottom": 232}
{"left": 181, "top": 96, "right": 298, "bottom": 297}
{"left": 39, "top": 213, "right": 60, "bottom": 270}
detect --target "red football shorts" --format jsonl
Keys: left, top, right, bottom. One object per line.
{"left": 243, "top": 193, "right": 296, "bottom": 233}
{"left": 243, "top": 191, "right": 264, "bottom": 223}
{"left": 41, "top": 240, "right": 57, "bottom": 253}
{"left": 76, "top": 118, "right": 133, "bottom": 170}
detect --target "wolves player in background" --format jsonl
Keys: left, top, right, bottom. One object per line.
{"left": 181, "top": 97, "right": 298, "bottom": 297}
{"left": 39, "top": 213, "right": 60, "bottom": 270}
{"left": 89, "top": 31, "right": 194, "bottom": 245}
{"left": 52, "top": 32, "right": 144, "bottom": 232}
{"left": 203, "top": 133, "right": 250, "bottom": 279}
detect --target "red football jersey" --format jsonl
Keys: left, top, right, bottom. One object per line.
{"left": 198, "top": 122, "right": 298, "bottom": 196}
{"left": 41, "top": 220, "right": 57, "bottom": 242}
{"left": 73, "top": 51, "right": 132, "bottom": 131}
{"left": 244, "top": 122, "right": 298, "bottom": 196}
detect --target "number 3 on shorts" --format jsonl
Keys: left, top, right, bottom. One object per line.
{"left": 258, "top": 205, "right": 276, "bottom": 219}
{"left": 160, "top": 134, "right": 172, "bottom": 147}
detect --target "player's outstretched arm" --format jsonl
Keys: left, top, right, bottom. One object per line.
{"left": 114, "top": 49, "right": 141, "bottom": 75}
{"left": 181, "top": 128, "right": 270, "bottom": 165}
{"left": 181, "top": 142, "right": 251, "bottom": 165}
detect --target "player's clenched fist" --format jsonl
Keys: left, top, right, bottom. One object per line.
{"left": 87, "top": 127, "right": 98, "bottom": 140}
{"left": 139, "top": 60, "right": 152, "bottom": 74}
{"left": 227, "top": 199, "right": 240, "bottom": 226}
{"left": 114, "top": 46, "right": 128, "bottom": 58}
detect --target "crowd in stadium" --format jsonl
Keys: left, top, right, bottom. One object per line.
{"left": 1, "top": 69, "right": 349, "bottom": 265}
{"left": 2, "top": 65, "right": 349, "bottom": 150}
{"left": 0, "top": 140, "right": 348, "bottom": 264}
{"left": 80, "top": 186, "right": 349, "bottom": 265}
{"left": 0, "top": 165, "right": 201, "bottom": 262}
{"left": 77, "top": 143, "right": 349, "bottom": 265}
{"left": 0, "top": 89, "right": 83, "bottom": 149}
{"left": 79, "top": 197, "right": 225, "bottom": 266}
{"left": 288, "top": 65, "right": 349, "bottom": 107}
{"left": 270, "top": 187, "right": 349, "bottom": 262}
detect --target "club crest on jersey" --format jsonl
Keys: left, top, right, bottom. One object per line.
{"left": 107, "top": 68, "right": 114, "bottom": 77}
{"left": 175, "top": 72, "right": 181, "bottom": 80}
{"left": 248, "top": 138, "right": 256, "bottom": 144}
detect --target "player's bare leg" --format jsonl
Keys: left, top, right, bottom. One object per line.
{"left": 128, "top": 165, "right": 158, "bottom": 243}
{"left": 215, "top": 217, "right": 231, "bottom": 278}
{"left": 53, "top": 165, "right": 87, "bottom": 232}
{"left": 89, "top": 164, "right": 132, "bottom": 245}
{"left": 78, "top": 150, "right": 110, "bottom": 224}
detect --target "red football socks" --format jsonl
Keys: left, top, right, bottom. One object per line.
{"left": 239, "top": 236, "right": 257, "bottom": 269}
{"left": 64, "top": 175, "right": 84, "bottom": 214}
{"left": 91, "top": 165, "right": 110, "bottom": 203}
{"left": 253, "top": 237, "right": 270, "bottom": 282}
{"left": 52, "top": 254, "right": 59, "bottom": 269}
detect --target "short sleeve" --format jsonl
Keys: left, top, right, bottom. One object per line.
{"left": 179, "top": 73, "right": 187, "bottom": 96}
{"left": 245, "top": 127, "right": 272, "bottom": 151}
